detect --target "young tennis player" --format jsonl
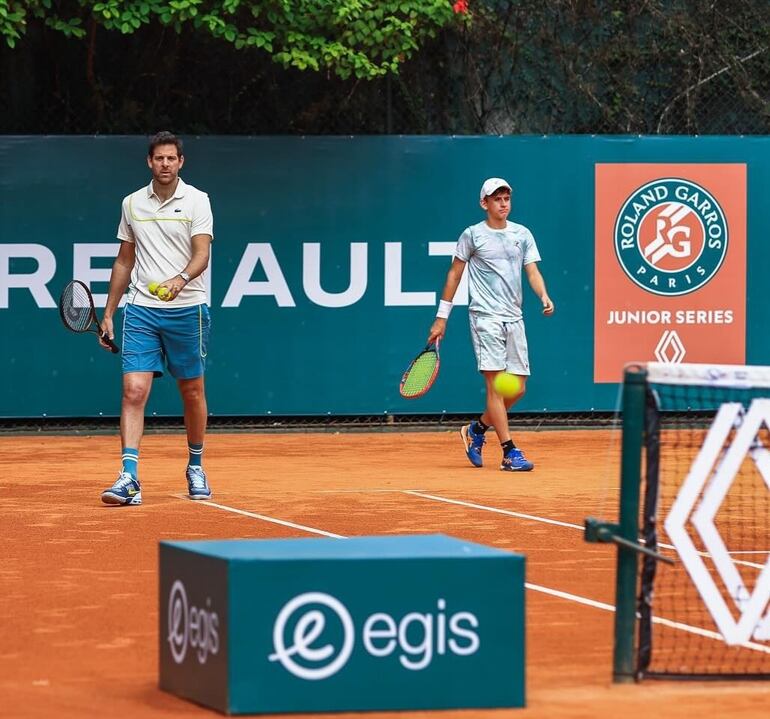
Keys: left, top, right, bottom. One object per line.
{"left": 428, "top": 177, "right": 554, "bottom": 471}
{"left": 97, "top": 131, "right": 214, "bottom": 505}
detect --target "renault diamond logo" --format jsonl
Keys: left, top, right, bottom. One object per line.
{"left": 655, "top": 330, "right": 686, "bottom": 364}
{"left": 664, "top": 399, "right": 770, "bottom": 645}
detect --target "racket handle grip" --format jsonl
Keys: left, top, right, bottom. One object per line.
{"left": 100, "top": 330, "right": 120, "bottom": 354}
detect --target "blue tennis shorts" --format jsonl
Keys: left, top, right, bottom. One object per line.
{"left": 122, "top": 303, "right": 210, "bottom": 379}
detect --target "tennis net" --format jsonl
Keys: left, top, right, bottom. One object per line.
{"left": 588, "top": 362, "right": 770, "bottom": 680}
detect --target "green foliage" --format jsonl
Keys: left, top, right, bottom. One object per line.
{"left": 5, "top": 0, "right": 766, "bottom": 135}
{"left": 0, "top": 0, "right": 31, "bottom": 48}
{"left": 2, "top": 0, "right": 467, "bottom": 79}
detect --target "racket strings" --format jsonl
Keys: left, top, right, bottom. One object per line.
{"left": 61, "top": 282, "right": 94, "bottom": 332}
{"left": 401, "top": 352, "right": 438, "bottom": 397}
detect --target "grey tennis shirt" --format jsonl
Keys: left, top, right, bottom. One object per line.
{"left": 454, "top": 220, "right": 541, "bottom": 321}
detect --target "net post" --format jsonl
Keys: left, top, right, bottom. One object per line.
{"left": 613, "top": 364, "right": 647, "bottom": 683}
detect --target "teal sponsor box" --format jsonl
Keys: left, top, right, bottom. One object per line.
{"left": 159, "top": 533, "right": 525, "bottom": 713}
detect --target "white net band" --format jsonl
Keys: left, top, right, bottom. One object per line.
{"left": 643, "top": 362, "right": 770, "bottom": 389}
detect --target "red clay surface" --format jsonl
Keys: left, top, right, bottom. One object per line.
{"left": 2, "top": 429, "right": 769, "bottom": 718}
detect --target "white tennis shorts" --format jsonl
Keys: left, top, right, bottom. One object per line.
{"left": 469, "top": 313, "right": 530, "bottom": 375}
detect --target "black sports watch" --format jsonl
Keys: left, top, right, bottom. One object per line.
{"left": 178, "top": 271, "right": 191, "bottom": 284}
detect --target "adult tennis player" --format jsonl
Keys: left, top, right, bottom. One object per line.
{"left": 98, "top": 131, "right": 214, "bottom": 505}
{"left": 428, "top": 177, "right": 554, "bottom": 471}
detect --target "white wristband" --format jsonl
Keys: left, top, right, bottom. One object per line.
{"left": 436, "top": 300, "right": 453, "bottom": 319}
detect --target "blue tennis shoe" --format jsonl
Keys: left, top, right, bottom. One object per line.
{"left": 460, "top": 422, "right": 486, "bottom": 467}
{"left": 500, "top": 447, "right": 534, "bottom": 472}
{"left": 101, "top": 472, "right": 142, "bottom": 505}
{"left": 186, "top": 465, "right": 212, "bottom": 500}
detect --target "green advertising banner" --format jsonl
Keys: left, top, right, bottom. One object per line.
{"left": 1, "top": 135, "right": 769, "bottom": 417}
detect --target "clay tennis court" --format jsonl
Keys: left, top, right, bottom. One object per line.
{"left": 2, "top": 428, "right": 770, "bottom": 718}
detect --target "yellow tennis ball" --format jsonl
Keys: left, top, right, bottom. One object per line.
{"left": 156, "top": 286, "right": 171, "bottom": 300}
{"left": 148, "top": 282, "right": 159, "bottom": 295}
{"left": 493, "top": 372, "right": 522, "bottom": 398}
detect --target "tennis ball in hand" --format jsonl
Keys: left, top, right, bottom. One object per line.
{"left": 493, "top": 372, "right": 522, "bottom": 398}
{"left": 148, "top": 282, "right": 171, "bottom": 301}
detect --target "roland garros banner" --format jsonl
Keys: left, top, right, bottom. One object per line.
{"left": 594, "top": 164, "right": 746, "bottom": 383}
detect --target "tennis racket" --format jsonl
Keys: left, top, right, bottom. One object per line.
{"left": 399, "top": 339, "right": 440, "bottom": 399}
{"left": 58, "top": 280, "right": 120, "bottom": 353}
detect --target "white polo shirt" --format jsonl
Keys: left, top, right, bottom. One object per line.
{"left": 117, "top": 177, "right": 213, "bottom": 307}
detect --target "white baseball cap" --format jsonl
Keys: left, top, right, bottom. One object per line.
{"left": 480, "top": 177, "right": 512, "bottom": 200}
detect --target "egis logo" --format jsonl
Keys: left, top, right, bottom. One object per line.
{"left": 268, "top": 592, "right": 480, "bottom": 681}
{"left": 167, "top": 579, "right": 220, "bottom": 665}
{"left": 613, "top": 178, "right": 728, "bottom": 296}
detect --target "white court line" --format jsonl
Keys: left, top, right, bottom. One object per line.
{"left": 525, "top": 582, "right": 614, "bottom": 611}
{"left": 403, "top": 490, "right": 584, "bottom": 530}
{"left": 171, "top": 494, "right": 346, "bottom": 539}
{"left": 527, "top": 582, "right": 770, "bottom": 654}
{"left": 174, "top": 493, "right": 770, "bottom": 653}
{"left": 651, "top": 616, "right": 770, "bottom": 654}
{"left": 316, "top": 488, "right": 427, "bottom": 494}
{"left": 405, "top": 491, "right": 766, "bottom": 569}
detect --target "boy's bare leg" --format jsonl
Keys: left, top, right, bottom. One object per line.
{"left": 479, "top": 371, "right": 526, "bottom": 443}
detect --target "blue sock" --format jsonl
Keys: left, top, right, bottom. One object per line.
{"left": 188, "top": 442, "right": 204, "bottom": 467}
{"left": 122, "top": 447, "right": 139, "bottom": 477}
